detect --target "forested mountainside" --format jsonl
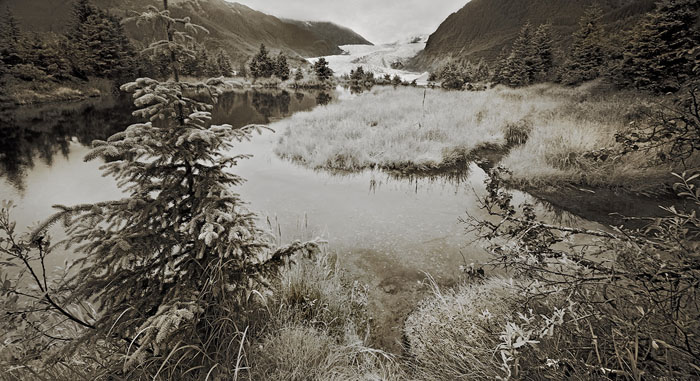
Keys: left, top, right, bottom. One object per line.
{"left": 411, "top": 0, "right": 657, "bottom": 69}
{"left": 0, "top": 0, "right": 371, "bottom": 63}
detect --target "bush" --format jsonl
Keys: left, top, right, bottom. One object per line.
{"left": 9, "top": 63, "right": 47, "bottom": 81}
{"left": 463, "top": 168, "right": 700, "bottom": 379}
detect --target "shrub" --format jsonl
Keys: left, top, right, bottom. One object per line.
{"left": 9, "top": 63, "right": 47, "bottom": 81}
{"left": 463, "top": 167, "right": 700, "bottom": 379}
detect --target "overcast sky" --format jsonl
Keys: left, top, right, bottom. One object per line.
{"left": 231, "top": 0, "right": 468, "bottom": 44}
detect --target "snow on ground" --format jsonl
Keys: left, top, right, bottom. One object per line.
{"left": 308, "top": 35, "right": 431, "bottom": 84}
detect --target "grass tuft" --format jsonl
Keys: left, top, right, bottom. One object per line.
{"left": 403, "top": 277, "right": 521, "bottom": 380}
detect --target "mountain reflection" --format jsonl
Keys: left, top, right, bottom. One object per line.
{"left": 0, "top": 90, "right": 330, "bottom": 192}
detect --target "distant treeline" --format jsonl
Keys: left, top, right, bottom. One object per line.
{"left": 0, "top": 0, "right": 235, "bottom": 89}
{"left": 431, "top": 0, "right": 699, "bottom": 93}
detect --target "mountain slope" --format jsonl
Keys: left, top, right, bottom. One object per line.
{"left": 411, "top": 0, "right": 657, "bottom": 70}
{"left": 283, "top": 20, "right": 373, "bottom": 48}
{"left": 0, "top": 0, "right": 371, "bottom": 63}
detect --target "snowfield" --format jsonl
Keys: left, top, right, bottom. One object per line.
{"left": 308, "top": 35, "right": 431, "bottom": 84}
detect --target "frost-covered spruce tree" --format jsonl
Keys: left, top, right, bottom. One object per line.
{"left": 37, "top": 0, "right": 318, "bottom": 376}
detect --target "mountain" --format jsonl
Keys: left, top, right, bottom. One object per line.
{"left": 283, "top": 20, "right": 372, "bottom": 48}
{"left": 0, "top": 0, "right": 371, "bottom": 64}
{"left": 410, "top": 0, "right": 657, "bottom": 70}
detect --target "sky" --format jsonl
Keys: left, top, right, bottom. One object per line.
{"left": 231, "top": 0, "right": 468, "bottom": 44}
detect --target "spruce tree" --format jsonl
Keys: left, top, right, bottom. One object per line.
{"left": 500, "top": 22, "right": 537, "bottom": 87}
{"left": 0, "top": 7, "right": 23, "bottom": 67}
{"left": 313, "top": 57, "right": 333, "bottom": 81}
{"left": 474, "top": 58, "right": 490, "bottom": 82}
{"left": 0, "top": 6, "right": 21, "bottom": 45}
{"left": 294, "top": 68, "right": 304, "bottom": 81}
{"left": 561, "top": 5, "right": 606, "bottom": 85}
{"left": 193, "top": 45, "right": 210, "bottom": 77}
{"left": 215, "top": 50, "right": 233, "bottom": 77}
{"left": 249, "top": 43, "right": 274, "bottom": 78}
{"left": 619, "top": 0, "right": 700, "bottom": 93}
{"left": 67, "top": 0, "right": 136, "bottom": 80}
{"left": 205, "top": 55, "right": 220, "bottom": 77}
{"left": 238, "top": 61, "right": 248, "bottom": 78}
{"left": 492, "top": 46, "right": 510, "bottom": 84}
{"left": 274, "top": 53, "right": 290, "bottom": 80}
{"left": 532, "top": 24, "right": 554, "bottom": 82}
{"left": 32, "top": 1, "right": 317, "bottom": 376}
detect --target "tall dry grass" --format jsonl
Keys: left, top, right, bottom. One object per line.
{"left": 275, "top": 86, "right": 520, "bottom": 171}
{"left": 275, "top": 82, "right": 668, "bottom": 187}
{"left": 403, "top": 277, "right": 521, "bottom": 380}
{"left": 247, "top": 255, "right": 403, "bottom": 380}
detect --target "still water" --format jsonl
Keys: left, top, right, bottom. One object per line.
{"left": 0, "top": 88, "right": 597, "bottom": 349}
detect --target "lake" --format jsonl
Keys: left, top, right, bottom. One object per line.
{"left": 0, "top": 87, "right": 600, "bottom": 350}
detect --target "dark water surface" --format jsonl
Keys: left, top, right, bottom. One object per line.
{"left": 0, "top": 88, "right": 601, "bottom": 350}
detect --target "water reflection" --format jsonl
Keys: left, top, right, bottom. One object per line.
{"left": 0, "top": 90, "right": 330, "bottom": 193}
{"left": 315, "top": 92, "right": 332, "bottom": 106}
{"left": 0, "top": 96, "right": 138, "bottom": 193}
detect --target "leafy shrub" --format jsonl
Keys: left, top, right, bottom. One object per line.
{"left": 463, "top": 167, "right": 700, "bottom": 379}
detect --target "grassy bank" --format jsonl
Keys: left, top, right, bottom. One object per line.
{"left": 2, "top": 77, "right": 114, "bottom": 105}
{"left": 274, "top": 82, "right": 690, "bottom": 189}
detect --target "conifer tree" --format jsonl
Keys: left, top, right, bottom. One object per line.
{"left": 294, "top": 68, "right": 304, "bottom": 81}
{"left": 532, "top": 24, "right": 554, "bottom": 82}
{"left": 561, "top": 5, "right": 606, "bottom": 85}
{"left": 438, "top": 59, "right": 468, "bottom": 89}
{"left": 0, "top": 6, "right": 21, "bottom": 45}
{"left": 249, "top": 43, "right": 274, "bottom": 78}
{"left": 180, "top": 43, "right": 202, "bottom": 76}
{"left": 238, "top": 60, "right": 248, "bottom": 78}
{"left": 474, "top": 58, "right": 490, "bottom": 82}
{"left": 205, "top": 55, "right": 220, "bottom": 77}
{"left": 274, "top": 52, "right": 290, "bottom": 80}
{"left": 30, "top": 1, "right": 318, "bottom": 376}
{"left": 67, "top": 0, "right": 136, "bottom": 80}
{"left": 619, "top": 0, "right": 700, "bottom": 93}
{"left": 492, "top": 46, "right": 510, "bottom": 84}
{"left": 72, "top": 0, "right": 94, "bottom": 25}
{"left": 215, "top": 50, "right": 233, "bottom": 77}
{"left": 192, "top": 45, "right": 210, "bottom": 77}
{"left": 313, "top": 57, "right": 333, "bottom": 81}
{"left": 499, "top": 22, "right": 537, "bottom": 87}
{"left": 0, "top": 7, "right": 23, "bottom": 67}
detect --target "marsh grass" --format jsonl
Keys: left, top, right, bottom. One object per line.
{"left": 403, "top": 277, "right": 521, "bottom": 380}
{"left": 247, "top": 254, "right": 402, "bottom": 380}
{"left": 275, "top": 82, "right": 677, "bottom": 188}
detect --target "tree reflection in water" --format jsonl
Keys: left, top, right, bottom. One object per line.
{"left": 1, "top": 89, "right": 333, "bottom": 192}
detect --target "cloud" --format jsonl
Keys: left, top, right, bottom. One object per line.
{"left": 230, "top": 0, "right": 467, "bottom": 44}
